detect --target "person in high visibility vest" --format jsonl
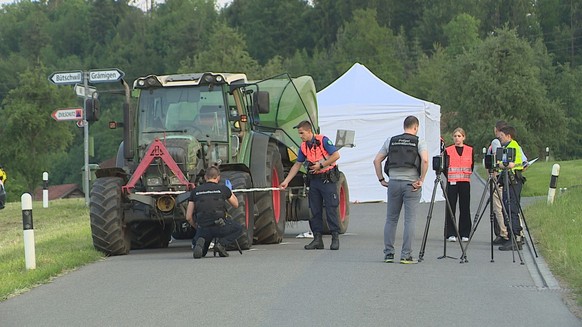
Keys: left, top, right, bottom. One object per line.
{"left": 280, "top": 120, "right": 341, "bottom": 251}
{"left": 497, "top": 125, "right": 526, "bottom": 251}
{"left": 0, "top": 164, "right": 6, "bottom": 183}
{"left": 444, "top": 128, "right": 474, "bottom": 242}
{"left": 0, "top": 164, "right": 6, "bottom": 210}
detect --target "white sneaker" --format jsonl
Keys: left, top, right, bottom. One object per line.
{"left": 461, "top": 237, "right": 469, "bottom": 242}
{"left": 447, "top": 236, "right": 457, "bottom": 242}
{"left": 296, "top": 231, "right": 314, "bottom": 239}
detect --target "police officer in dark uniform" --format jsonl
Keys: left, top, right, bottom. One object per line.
{"left": 186, "top": 166, "right": 242, "bottom": 258}
{"left": 280, "top": 120, "right": 341, "bottom": 250}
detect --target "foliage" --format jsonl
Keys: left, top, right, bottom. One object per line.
{"left": 0, "top": 65, "right": 77, "bottom": 194}
{"left": 441, "top": 28, "right": 565, "bottom": 157}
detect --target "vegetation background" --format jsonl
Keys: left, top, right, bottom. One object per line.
{"left": 1, "top": 0, "right": 582, "bottom": 199}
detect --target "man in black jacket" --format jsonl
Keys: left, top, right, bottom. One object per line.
{"left": 186, "top": 166, "right": 241, "bottom": 258}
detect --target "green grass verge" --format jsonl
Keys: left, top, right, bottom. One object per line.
{"left": 475, "top": 159, "right": 582, "bottom": 196}
{"left": 475, "top": 158, "right": 582, "bottom": 307}
{"left": 525, "top": 187, "right": 582, "bottom": 305}
{"left": 0, "top": 198, "right": 103, "bottom": 301}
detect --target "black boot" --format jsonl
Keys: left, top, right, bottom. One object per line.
{"left": 499, "top": 237, "right": 522, "bottom": 251}
{"left": 214, "top": 242, "right": 229, "bottom": 257}
{"left": 330, "top": 232, "right": 339, "bottom": 250}
{"left": 305, "top": 233, "right": 324, "bottom": 250}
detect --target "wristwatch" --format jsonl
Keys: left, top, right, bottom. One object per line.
{"left": 319, "top": 162, "right": 324, "bottom": 169}
{"left": 379, "top": 178, "right": 385, "bottom": 182}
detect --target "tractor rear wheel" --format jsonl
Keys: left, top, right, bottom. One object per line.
{"left": 221, "top": 171, "right": 254, "bottom": 250}
{"left": 323, "top": 171, "right": 350, "bottom": 234}
{"left": 90, "top": 177, "right": 130, "bottom": 255}
{"left": 254, "top": 143, "right": 286, "bottom": 244}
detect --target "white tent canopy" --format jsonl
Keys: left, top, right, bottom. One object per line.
{"left": 317, "top": 63, "right": 442, "bottom": 203}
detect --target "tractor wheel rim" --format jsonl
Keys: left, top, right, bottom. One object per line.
{"left": 272, "top": 168, "right": 281, "bottom": 223}
{"left": 339, "top": 185, "right": 346, "bottom": 222}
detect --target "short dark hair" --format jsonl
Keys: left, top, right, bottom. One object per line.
{"left": 499, "top": 125, "right": 516, "bottom": 139}
{"left": 295, "top": 120, "right": 313, "bottom": 132}
{"left": 495, "top": 120, "right": 507, "bottom": 130}
{"left": 205, "top": 166, "right": 220, "bottom": 180}
{"left": 403, "top": 116, "right": 419, "bottom": 129}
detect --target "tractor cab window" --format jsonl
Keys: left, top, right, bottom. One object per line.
{"left": 138, "top": 86, "right": 228, "bottom": 145}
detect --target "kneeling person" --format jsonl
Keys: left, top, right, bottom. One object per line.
{"left": 186, "top": 166, "right": 242, "bottom": 258}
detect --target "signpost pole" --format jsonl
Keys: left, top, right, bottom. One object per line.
{"left": 83, "top": 72, "right": 90, "bottom": 206}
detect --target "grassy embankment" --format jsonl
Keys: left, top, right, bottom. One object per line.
{"left": 0, "top": 198, "right": 102, "bottom": 301}
{"left": 477, "top": 159, "right": 582, "bottom": 305}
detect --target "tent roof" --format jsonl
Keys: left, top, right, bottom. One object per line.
{"left": 318, "top": 63, "right": 426, "bottom": 107}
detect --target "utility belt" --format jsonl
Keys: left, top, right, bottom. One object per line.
{"left": 198, "top": 215, "right": 228, "bottom": 228}
{"left": 497, "top": 169, "right": 526, "bottom": 185}
{"left": 307, "top": 166, "right": 340, "bottom": 184}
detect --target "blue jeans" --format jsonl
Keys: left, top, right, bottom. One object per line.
{"left": 384, "top": 180, "right": 421, "bottom": 258}
{"left": 192, "top": 219, "right": 243, "bottom": 256}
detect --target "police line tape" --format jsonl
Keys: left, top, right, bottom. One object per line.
{"left": 134, "top": 187, "right": 283, "bottom": 196}
{"left": 232, "top": 187, "right": 283, "bottom": 193}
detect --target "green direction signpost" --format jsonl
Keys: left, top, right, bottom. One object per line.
{"left": 49, "top": 68, "right": 125, "bottom": 206}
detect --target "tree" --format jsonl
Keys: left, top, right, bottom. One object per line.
{"left": 443, "top": 13, "right": 481, "bottom": 57}
{"left": 329, "top": 9, "right": 405, "bottom": 88}
{"left": 224, "top": 0, "right": 312, "bottom": 64}
{"left": 178, "top": 22, "right": 260, "bottom": 76}
{"left": 0, "top": 65, "right": 77, "bottom": 193}
{"left": 442, "top": 28, "right": 565, "bottom": 157}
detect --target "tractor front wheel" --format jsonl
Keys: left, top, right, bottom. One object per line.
{"left": 90, "top": 177, "right": 131, "bottom": 255}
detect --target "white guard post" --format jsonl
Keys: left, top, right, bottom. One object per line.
{"left": 21, "top": 193, "right": 36, "bottom": 270}
{"left": 547, "top": 164, "right": 560, "bottom": 205}
{"left": 43, "top": 172, "right": 49, "bottom": 208}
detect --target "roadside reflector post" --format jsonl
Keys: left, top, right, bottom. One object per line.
{"left": 43, "top": 172, "right": 49, "bottom": 208}
{"left": 22, "top": 193, "right": 36, "bottom": 270}
{"left": 545, "top": 147, "right": 550, "bottom": 162}
{"left": 547, "top": 164, "right": 560, "bottom": 205}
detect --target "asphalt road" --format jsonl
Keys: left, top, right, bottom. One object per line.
{"left": 1, "top": 175, "right": 580, "bottom": 327}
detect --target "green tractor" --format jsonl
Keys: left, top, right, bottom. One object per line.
{"left": 89, "top": 72, "right": 350, "bottom": 255}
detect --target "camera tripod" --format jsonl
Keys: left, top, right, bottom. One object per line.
{"left": 465, "top": 167, "right": 537, "bottom": 264}
{"left": 418, "top": 169, "right": 466, "bottom": 262}
{"left": 463, "top": 168, "right": 507, "bottom": 262}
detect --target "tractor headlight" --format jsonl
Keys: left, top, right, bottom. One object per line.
{"left": 169, "top": 175, "right": 182, "bottom": 186}
{"left": 146, "top": 176, "right": 163, "bottom": 186}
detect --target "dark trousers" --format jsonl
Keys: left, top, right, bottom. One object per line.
{"left": 445, "top": 181, "right": 472, "bottom": 238}
{"left": 308, "top": 177, "right": 340, "bottom": 233}
{"left": 502, "top": 172, "right": 523, "bottom": 236}
{"left": 192, "top": 220, "right": 242, "bottom": 256}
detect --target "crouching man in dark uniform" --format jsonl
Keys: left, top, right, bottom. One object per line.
{"left": 186, "top": 166, "right": 242, "bottom": 258}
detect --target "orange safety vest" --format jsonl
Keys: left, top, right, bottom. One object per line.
{"left": 446, "top": 145, "right": 473, "bottom": 182}
{"left": 300, "top": 134, "right": 336, "bottom": 173}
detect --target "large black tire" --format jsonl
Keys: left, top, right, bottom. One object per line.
{"left": 254, "top": 143, "right": 286, "bottom": 244}
{"left": 323, "top": 171, "right": 350, "bottom": 234}
{"left": 90, "top": 177, "right": 131, "bottom": 255}
{"left": 220, "top": 171, "right": 254, "bottom": 250}
{"left": 130, "top": 221, "right": 173, "bottom": 249}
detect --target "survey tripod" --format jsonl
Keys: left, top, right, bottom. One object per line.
{"left": 418, "top": 165, "right": 466, "bottom": 262}
{"left": 463, "top": 167, "right": 506, "bottom": 262}
{"left": 465, "top": 164, "right": 538, "bottom": 264}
